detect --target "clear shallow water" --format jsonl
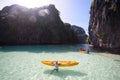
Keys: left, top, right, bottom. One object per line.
{"left": 0, "top": 45, "right": 120, "bottom": 80}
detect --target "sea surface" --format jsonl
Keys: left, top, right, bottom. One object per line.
{"left": 0, "top": 44, "right": 120, "bottom": 80}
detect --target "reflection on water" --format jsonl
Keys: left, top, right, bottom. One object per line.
{"left": 0, "top": 44, "right": 89, "bottom": 53}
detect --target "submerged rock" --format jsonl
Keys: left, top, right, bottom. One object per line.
{"left": 89, "top": 0, "right": 120, "bottom": 50}
{"left": 0, "top": 4, "right": 87, "bottom": 45}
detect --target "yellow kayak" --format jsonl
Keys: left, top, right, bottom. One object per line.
{"left": 41, "top": 60, "right": 79, "bottom": 67}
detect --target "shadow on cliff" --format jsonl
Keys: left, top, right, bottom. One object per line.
{"left": 0, "top": 45, "right": 81, "bottom": 53}
{"left": 44, "top": 69, "right": 87, "bottom": 78}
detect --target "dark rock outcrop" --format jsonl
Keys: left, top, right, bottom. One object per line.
{"left": 0, "top": 4, "right": 87, "bottom": 45}
{"left": 64, "top": 23, "right": 87, "bottom": 44}
{"left": 89, "top": 0, "right": 120, "bottom": 49}
{"left": 71, "top": 25, "right": 87, "bottom": 44}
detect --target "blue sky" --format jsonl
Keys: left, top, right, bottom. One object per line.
{"left": 0, "top": 0, "right": 92, "bottom": 34}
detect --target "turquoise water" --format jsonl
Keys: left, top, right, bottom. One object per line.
{"left": 0, "top": 45, "right": 120, "bottom": 80}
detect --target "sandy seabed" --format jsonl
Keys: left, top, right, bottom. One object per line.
{"left": 0, "top": 45, "right": 120, "bottom": 80}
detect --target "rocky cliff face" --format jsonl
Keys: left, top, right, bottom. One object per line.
{"left": 89, "top": 0, "right": 120, "bottom": 49}
{"left": 64, "top": 23, "right": 87, "bottom": 44}
{"left": 71, "top": 25, "right": 87, "bottom": 44}
{"left": 0, "top": 4, "right": 86, "bottom": 45}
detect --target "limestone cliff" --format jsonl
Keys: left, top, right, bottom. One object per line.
{"left": 89, "top": 0, "right": 120, "bottom": 50}
{"left": 64, "top": 23, "right": 87, "bottom": 44}
{"left": 0, "top": 4, "right": 86, "bottom": 45}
